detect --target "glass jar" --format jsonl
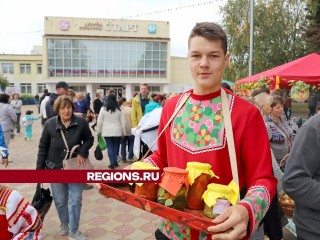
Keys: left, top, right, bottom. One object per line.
{"left": 185, "top": 162, "right": 217, "bottom": 210}
{"left": 204, "top": 197, "right": 230, "bottom": 219}
{"left": 202, "top": 182, "right": 238, "bottom": 219}
{"left": 135, "top": 183, "right": 159, "bottom": 201}
{"left": 131, "top": 162, "right": 159, "bottom": 201}
{"left": 157, "top": 167, "right": 189, "bottom": 210}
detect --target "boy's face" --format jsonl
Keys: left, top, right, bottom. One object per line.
{"left": 188, "top": 36, "right": 229, "bottom": 95}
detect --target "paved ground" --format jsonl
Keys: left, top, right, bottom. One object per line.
{"left": 3, "top": 104, "right": 297, "bottom": 240}
{"left": 5, "top": 104, "right": 158, "bottom": 240}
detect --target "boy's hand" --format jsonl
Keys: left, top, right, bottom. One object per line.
{"left": 207, "top": 205, "right": 249, "bottom": 240}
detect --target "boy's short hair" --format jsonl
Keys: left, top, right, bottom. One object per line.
{"left": 56, "top": 81, "right": 69, "bottom": 90}
{"left": 188, "top": 22, "right": 228, "bottom": 55}
{"left": 26, "top": 110, "right": 33, "bottom": 115}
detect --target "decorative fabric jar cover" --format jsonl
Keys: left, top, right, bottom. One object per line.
{"left": 157, "top": 167, "right": 189, "bottom": 210}
{"left": 202, "top": 181, "right": 239, "bottom": 219}
{"left": 130, "top": 162, "right": 159, "bottom": 201}
{"left": 185, "top": 162, "right": 219, "bottom": 210}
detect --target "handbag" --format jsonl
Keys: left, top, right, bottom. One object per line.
{"left": 94, "top": 145, "right": 103, "bottom": 161}
{"left": 98, "top": 133, "right": 107, "bottom": 150}
{"left": 31, "top": 183, "right": 53, "bottom": 221}
{"left": 60, "top": 130, "right": 93, "bottom": 170}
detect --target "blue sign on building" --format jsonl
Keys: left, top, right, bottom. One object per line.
{"left": 148, "top": 24, "right": 156, "bottom": 34}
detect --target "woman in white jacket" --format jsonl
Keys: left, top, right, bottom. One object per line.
{"left": 97, "top": 94, "right": 125, "bottom": 169}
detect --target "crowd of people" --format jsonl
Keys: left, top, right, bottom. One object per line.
{"left": 0, "top": 21, "right": 320, "bottom": 240}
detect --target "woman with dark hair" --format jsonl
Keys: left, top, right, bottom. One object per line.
{"left": 265, "top": 96, "right": 294, "bottom": 164}
{"left": 97, "top": 93, "right": 126, "bottom": 169}
{"left": 0, "top": 93, "right": 17, "bottom": 146}
{"left": 144, "top": 94, "right": 166, "bottom": 114}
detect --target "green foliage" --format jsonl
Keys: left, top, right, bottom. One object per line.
{"left": 220, "top": 0, "right": 308, "bottom": 81}
{"left": 0, "top": 75, "right": 9, "bottom": 91}
{"left": 302, "top": 0, "right": 320, "bottom": 52}
{"left": 20, "top": 94, "right": 35, "bottom": 100}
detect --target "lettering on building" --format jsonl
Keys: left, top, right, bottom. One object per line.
{"left": 105, "top": 22, "right": 138, "bottom": 32}
{"left": 79, "top": 22, "right": 103, "bottom": 31}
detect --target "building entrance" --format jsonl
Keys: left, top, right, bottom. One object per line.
{"left": 99, "top": 85, "right": 123, "bottom": 99}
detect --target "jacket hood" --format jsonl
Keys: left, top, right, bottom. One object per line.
{"left": 49, "top": 93, "right": 59, "bottom": 105}
{"left": 145, "top": 101, "right": 162, "bottom": 114}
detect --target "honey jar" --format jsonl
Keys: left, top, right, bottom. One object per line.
{"left": 157, "top": 167, "right": 189, "bottom": 210}
{"left": 130, "top": 162, "right": 159, "bottom": 201}
{"left": 185, "top": 162, "right": 218, "bottom": 210}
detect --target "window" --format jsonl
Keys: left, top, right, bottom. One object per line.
{"left": 47, "top": 39, "right": 168, "bottom": 78}
{"left": 20, "top": 83, "right": 32, "bottom": 94}
{"left": 37, "top": 64, "right": 42, "bottom": 74}
{"left": 1, "top": 63, "right": 14, "bottom": 74}
{"left": 134, "top": 85, "right": 160, "bottom": 92}
{"left": 37, "top": 84, "right": 46, "bottom": 94}
{"left": 20, "top": 64, "right": 31, "bottom": 74}
{"left": 70, "top": 86, "right": 86, "bottom": 92}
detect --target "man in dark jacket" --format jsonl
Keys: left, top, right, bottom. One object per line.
{"left": 45, "top": 81, "right": 69, "bottom": 120}
{"left": 91, "top": 93, "right": 103, "bottom": 131}
{"left": 39, "top": 89, "right": 49, "bottom": 106}
{"left": 283, "top": 115, "right": 320, "bottom": 240}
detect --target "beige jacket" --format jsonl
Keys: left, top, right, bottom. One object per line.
{"left": 121, "top": 105, "right": 133, "bottom": 136}
{"left": 97, "top": 107, "right": 126, "bottom": 137}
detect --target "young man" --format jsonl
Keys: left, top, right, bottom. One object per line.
{"left": 45, "top": 81, "right": 69, "bottom": 120}
{"left": 144, "top": 22, "right": 277, "bottom": 240}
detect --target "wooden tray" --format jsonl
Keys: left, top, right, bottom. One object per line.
{"left": 98, "top": 183, "right": 215, "bottom": 233}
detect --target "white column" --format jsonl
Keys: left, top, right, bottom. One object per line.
{"left": 125, "top": 83, "right": 132, "bottom": 100}
{"left": 86, "top": 83, "right": 93, "bottom": 102}
{"left": 46, "top": 83, "right": 54, "bottom": 93}
{"left": 163, "top": 84, "right": 170, "bottom": 94}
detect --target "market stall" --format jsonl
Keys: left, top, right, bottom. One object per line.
{"left": 235, "top": 53, "right": 320, "bottom": 91}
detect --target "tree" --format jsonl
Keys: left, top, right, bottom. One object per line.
{"left": 303, "top": 0, "right": 320, "bottom": 53}
{"left": 0, "top": 75, "right": 9, "bottom": 92}
{"left": 220, "top": 0, "right": 308, "bottom": 81}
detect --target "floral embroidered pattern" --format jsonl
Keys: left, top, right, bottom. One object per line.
{"left": 171, "top": 94, "right": 233, "bottom": 153}
{"left": 240, "top": 186, "right": 270, "bottom": 230}
{"left": 159, "top": 218, "right": 208, "bottom": 240}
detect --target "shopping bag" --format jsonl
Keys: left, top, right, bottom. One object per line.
{"left": 31, "top": 183, "right": 53, "bottom": 221}
{"left": 98, "top": 133, "right": 107, "bottom": 150}
{"left": 94, "top": 145, "right": 103, "bottom": 161}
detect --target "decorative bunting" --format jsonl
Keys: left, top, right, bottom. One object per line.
{"left": 124, "top": 0, "right": 219, "bottom": 19}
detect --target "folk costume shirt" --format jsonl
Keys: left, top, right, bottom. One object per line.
{"left": 0, "top": 187, "right": 42, "bottom": 240}
{"left": 145, "top": 89, "right": 277, "bottom": 240}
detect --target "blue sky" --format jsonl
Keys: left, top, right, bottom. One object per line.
{"left": 0, "top": 0, "right": 224, "bottom": 56}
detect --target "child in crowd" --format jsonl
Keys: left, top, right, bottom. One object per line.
{"left": 0, "top": 184, "right": 42, "bottom": 239}
{"left": 21, "top": 110, "right": 39, "bottom": 140}
{"left": 0, "top": 125, "right": 9, "bottom": 167}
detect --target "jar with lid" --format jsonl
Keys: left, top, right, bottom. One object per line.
{"left": 157, "top": 167, "right": 189, "bottom": 210}
{"left": 130, "top": 162, "right": 159, "bottom": 201}
{"left": 185, "top": 162, "right": 218, "bottom": 210}
{"left": 202, "top": 181, "right": 239, "bottom": 219}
